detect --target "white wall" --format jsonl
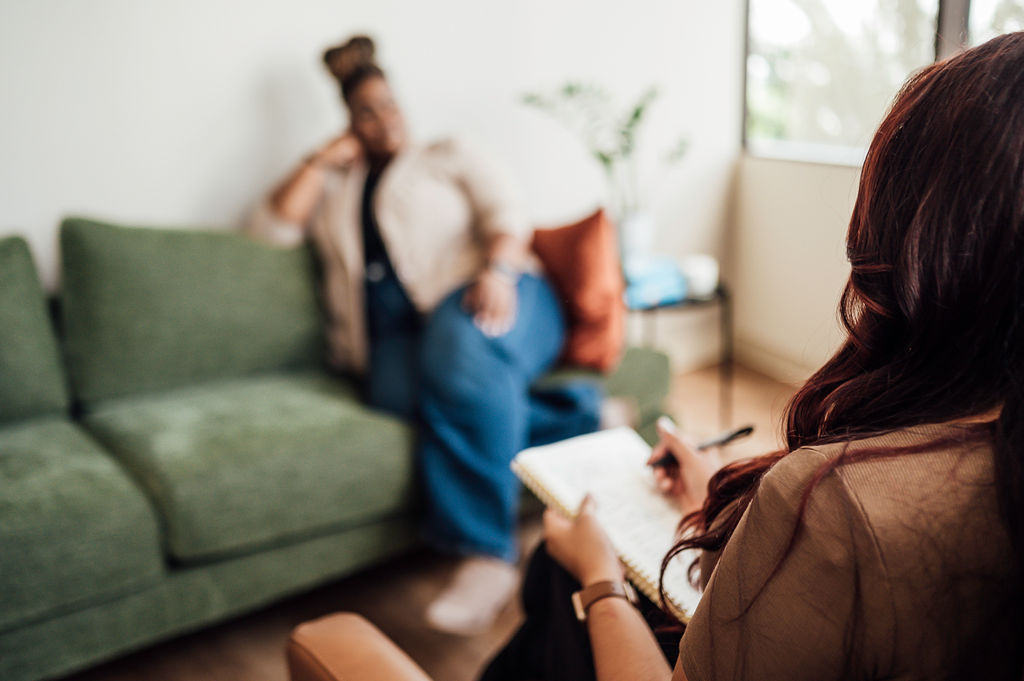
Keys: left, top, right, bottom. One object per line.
{"left": 729, "top": 156, "right": 861, "bottom": 383}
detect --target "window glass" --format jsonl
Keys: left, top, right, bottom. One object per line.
{"left": 746, "top": 0, "right": 940, "bottom": 163}
{"left": 968, "top": 0, "right": 1024, "bottom": 45}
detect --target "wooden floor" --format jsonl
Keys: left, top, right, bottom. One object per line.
{"left": 666, "top": 363, "right": 796, "bottom": 464}
{"left": 63, "top": 364, "right": 795, "bottom": 681}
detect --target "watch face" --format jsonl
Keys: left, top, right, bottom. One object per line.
{"left": 571, "top": 591, "right": 587, "bottom": 621}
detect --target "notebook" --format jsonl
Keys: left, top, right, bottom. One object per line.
{"left": 512, "top": 427, "right": 702, "bottom": 622}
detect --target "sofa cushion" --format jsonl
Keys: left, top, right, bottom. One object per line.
{"left": 539, "top": 346, "right": 670, "bottom": 427}
{"left": 0, "top": 418, "right": 164, "bottom": 632}
{"left": 0, "top": 237, "right": 69, "bottom": 425}
{"left": 81, "top": 372, "right": 418, "bottom": 563}
{"left": 60, "top": 218, "right": 323, "bottom": 406}
{"left": 531, "top": 209, "right": 625, "bottom": 372}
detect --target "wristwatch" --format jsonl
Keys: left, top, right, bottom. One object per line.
{"left": 487, "top": 259, "right": 520, "bottom": 285}
{"left": 571, "top": 580, "right": 638, "bottom": 621}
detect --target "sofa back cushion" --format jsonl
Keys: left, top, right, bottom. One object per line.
{"left": 0, "top": 236, "right": 69, "bottom": 424}
{"left": 60, "top": 218, "right": 323, "bottom": 405}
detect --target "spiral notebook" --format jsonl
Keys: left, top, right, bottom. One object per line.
{"left": 512, "top": 427, "right": 702, "bottom": 623}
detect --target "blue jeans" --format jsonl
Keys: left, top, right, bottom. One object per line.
{"left": 365, "top": 273, "right": 602, "bottom": 562}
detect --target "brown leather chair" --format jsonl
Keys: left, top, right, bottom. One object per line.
{"left": 287, "top": 613, "right": 432, "bottom": 681}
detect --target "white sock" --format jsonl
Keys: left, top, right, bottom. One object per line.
{"left": 424, "top": 555, "right": 519, "bottom": 636}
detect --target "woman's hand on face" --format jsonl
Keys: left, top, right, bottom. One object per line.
{"left": 309, "top": 131, "right": 363, "bottom": 169}
{"left": 647, "top": 421, "right": 724, "bottom": 516}
{"left": 463, "top": 269, "right": 517, "bottom": 337}
{"left": 544, "top": 495, "right": 623, "bottom": 586}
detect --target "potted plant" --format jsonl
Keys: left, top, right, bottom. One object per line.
{"left": 522, "top": 82, "right": 688, "bottom": 261}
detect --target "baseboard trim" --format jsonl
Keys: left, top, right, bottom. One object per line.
{"left": 733, "top": 338, "right": 814, "bottom": 385}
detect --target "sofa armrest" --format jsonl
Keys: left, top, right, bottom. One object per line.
{"left": 288, "top": 613, "right": 433, "bottom": 681}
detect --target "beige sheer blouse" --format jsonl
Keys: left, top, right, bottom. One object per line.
{"left": 247, "top": 138, "right": 531, "bottom": 373}
{"left": 677, "top": 424, "right": 1013, "bottom": 680}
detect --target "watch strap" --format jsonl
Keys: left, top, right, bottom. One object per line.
{"left": 571, "top": 580, "right": 638, "bottom": 621}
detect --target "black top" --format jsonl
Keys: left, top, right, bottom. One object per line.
{"left": 360, "top": 162, "right": 419, "bottom": 340}
{"left": 361, "top": 164, "right": 391, "bottom": 277}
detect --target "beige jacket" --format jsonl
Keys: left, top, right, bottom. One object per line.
{"left": 247, "top": 138, "right": 532, "bottom": 373}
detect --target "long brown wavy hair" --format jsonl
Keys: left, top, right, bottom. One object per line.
{"left": 661, "top": 32, "right": 1024, "bottom": 676}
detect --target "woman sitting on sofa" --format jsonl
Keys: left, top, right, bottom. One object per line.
{"left": 482, "top": 31, "right": 1024, "bottom": 681}
{"left": 247, "top": 35, "right": 602, "bottom": 635}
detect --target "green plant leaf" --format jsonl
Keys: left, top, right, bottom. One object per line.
{"left": 595, "top": 150, "right": 616, "bottom": 168}
{"left": 621, "top": 87, "right": 658, "bottom": 134}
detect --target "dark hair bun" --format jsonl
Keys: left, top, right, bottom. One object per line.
{"left": 323, "top": 35, "right": 377, "bottom": 84}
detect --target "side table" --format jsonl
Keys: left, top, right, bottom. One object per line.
{"left": 628, "top": 284, "right": 733, "bottom": 429}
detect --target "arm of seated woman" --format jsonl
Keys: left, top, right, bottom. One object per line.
{"left": 544, "top": 498, "right": 679, "bottom": 681}
{"left": 260, "top": 132, "right": 364, "bottom": 236}
{"left": 587, "top": 596, "right": 677, "bottom": 681}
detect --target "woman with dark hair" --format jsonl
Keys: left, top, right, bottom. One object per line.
{"left": 248, "top": 35, "right": 602, "bottom": 635}
{"left": 484, "top": 32, "right": 1024, "bottom": 681}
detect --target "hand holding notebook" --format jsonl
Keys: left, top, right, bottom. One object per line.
{"left": 513, "top": 426, "right": 702, "bottom": 621}
{"left": 542, "top": 494, "right": 627, "bottom": 588}
{"left": 512, "top": 421, "right": 753, "bottom": 622}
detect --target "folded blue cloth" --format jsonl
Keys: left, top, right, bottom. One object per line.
{"left": 623, "top": 256, "right": 688, "bottom": 310}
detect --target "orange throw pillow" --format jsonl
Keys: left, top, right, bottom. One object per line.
{"left": 531, "top": 208, "right": 625, "bottom": 372}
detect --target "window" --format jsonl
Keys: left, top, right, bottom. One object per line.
{"left": 968, "top": 0, "right": 1024, "bottom": 45}
{"left": 745, "top": 0, "right": 1024, "bottom": 164}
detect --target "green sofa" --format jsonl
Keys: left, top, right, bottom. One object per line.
{"left": 0, "top": 219, "right": 671, "bottom": 681}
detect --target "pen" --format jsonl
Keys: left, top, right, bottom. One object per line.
{"left": 648, "top": 422, "right": 755, "bottom": 469}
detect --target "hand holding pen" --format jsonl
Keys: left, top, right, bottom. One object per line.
{"left": 645, "top": 417, "right": 754, "bottom": 515}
